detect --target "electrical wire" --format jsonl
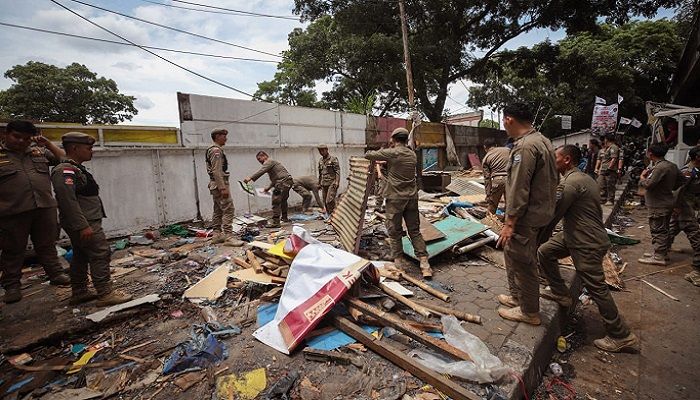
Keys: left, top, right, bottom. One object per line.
{"left": 49, "top": 0, "right": 255, "bottom": 97}
{"left": 0, "top": 22, "right": 279, "bottom": 63}
{"left": 194, "top": 105, "right": 281, "bottom": 134}
{"left": 170, "top": 0, "right": 298, "bottom": 20}
{"left": 139, "top": 0, "right": 299, "bottom": 20}
{"left": 63, "top": 0, "right": 283, "bottom": 58}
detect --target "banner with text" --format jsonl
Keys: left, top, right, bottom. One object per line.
{"left": 591, "top": 104, "right": 619, "bottom": 135}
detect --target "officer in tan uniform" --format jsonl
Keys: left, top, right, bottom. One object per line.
{"left": 205, "top": 129, "right": 234, "bottom": 234}
{"left": 317, "top": 144, "right": 340, "bottom": 215}
{"left": 496, "top": 103, "right": 557, "bottom": 325}
{"left": 365, "top": 128, "right": 432, "bottom": 278}
{"left": 538, "top": 145, "right": 638, "bottom": 352}
{"left": 668, "top": 146, "right": 700, "bottom": 286}
{"left": 244, "top": 152, "right": 293, "bottom": 228}
{"left": 482, "top": 137, "right": 510, "bottom": 214}
{"left": 0, "top": 121, "right": 70, "bottom": 304}
{"left": 292, "top": 175, "right": 324, "bottom": 212}
{"left": 374, "top": 161, "right": 388, "bottom": 212}
{"left": 51, "top": 132, "right": 132, "bottom": 306}
{"left": 594, "top": 134, "right": 620, "bottom": 205}
{"left": 638, "top": 144, "right": 681, "bottom": 266}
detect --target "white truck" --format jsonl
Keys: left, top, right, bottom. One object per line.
{"left": 646, "top": 101, "right": 700, "bottom": 167}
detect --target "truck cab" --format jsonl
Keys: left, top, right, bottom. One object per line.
{"left": 646, "top": 101, "right": 700, "bottom": 167}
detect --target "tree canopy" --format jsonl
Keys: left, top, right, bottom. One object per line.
{"left": 255, "top": 0, "right": 682, "bottom": 121}
{"left": 466, "top": 19, "right": 685, "bottom": 136}
{"left": 0, "top": 62, "right": 137, "bottom": 124}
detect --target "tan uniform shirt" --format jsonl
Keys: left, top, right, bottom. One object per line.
{"left": 550, "top": 168, "right": 610, "bottom": 249}
{"left": 482, "top": 147, "right": 510, "bottom": 179}
{"left": 674, "top": 163, "right": 699, "bottom": 219}
{"left": 250, "top": 159, "right": 292, "bottom": 186}
{"left": 641, "top": 159, "right": 681, "bottom": 209}
{"left": 0, "top": 145, "right": 58, "bottom": 217}
{"left": 295, "top": 175, "right": 319, "bottom": 190}
{"left": 365, "top": 146, "right": 417, "bottom": 199}
{"left": 51, "top": 160, "right": 106, "bottom": 232}
{"left": 505, "top": 130, "right": 558, "bottom": 228}
{"left": 206, "top": 145, "right": 229, "bottom": 190}
{"left": 599, "top": 144, "right": 619, "bottom": 172}
{"left": 318, "top": 155, "right": 340, "bottom": 186}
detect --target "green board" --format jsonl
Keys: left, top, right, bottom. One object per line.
{"left": 402, "top": 215, "right": 487, "bottom": 260}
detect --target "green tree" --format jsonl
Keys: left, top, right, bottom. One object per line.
{"left": 467, "top": 20, "right": 684, "bottom": 136}
{"left": 479, "top": 119, "right": 500, "bottom": 129}
{"left": 0, "top": 61, "right": 137, "bottom": 124}
{"left": 257, "top": 0, "right": 681, "bottom": 121}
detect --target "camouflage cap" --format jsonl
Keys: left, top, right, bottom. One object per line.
{"left": 61, "top": 131, "right": 95, "bottom": 145}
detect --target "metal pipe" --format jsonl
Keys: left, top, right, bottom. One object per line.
{"left": 453, "top": 236, "right": 495, "bottom": 254}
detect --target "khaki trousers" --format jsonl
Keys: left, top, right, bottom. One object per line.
{"left": 211, "top": 185, "right": 234, "bottom": 234}
{"left": 0, "top": 208, "right": 64, "bottom": 290}
{"left": 66, "top": 220, "right": 112, "bottom": 294}
{"left": 486, "top": 175, "right": 506, "bottom": 214}
{"left": 597, "top": 171, "right": 617, "bottom": 203}
{"left": 385, "top": 198, "right": 428, "bottom": 259}
{"left": 648, "top": 208, "right": 672, "bottom": 257}
{"left": 322, "top": 184, "right": 338, "bottom": 214}
{"left": 669, "top": 213, "right": 700, "bottom": 269}
{"left": 504, "top": 225, "right": 542, "bottom": 313}
{"left": 538, "top": 233, "right": 630, "bottom": 338}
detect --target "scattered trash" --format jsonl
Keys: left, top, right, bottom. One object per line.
{"left": 557, "top": 336, "right": 568, "bottom": 353}
{"left": 8, "top": 353, "right": 33, "bottom": 366}
{"left": 549, "top": 362, "right": 563, "bottom": 376}
{"left": 260, "top": 370, "right": 298, "bottom": 400}
{"left": 216, "top": 368, "right": 267, "bottom": 400}
{"left": 606, "top": 228, "right": 641, "bottom": 245}
{"left": 70, "top": 343, "right": 86, "bottom": 356}
{"left": 171, "top": 309, "right": 184, "bottom": 318}
{"left": 129, "top": 235, "right": 153, "bottom": 245}
{"left": 163, "top": 329, "right": 228, "bottom": 374}
{"left": 68, "top": 350, "right": 99, "bottom": 374}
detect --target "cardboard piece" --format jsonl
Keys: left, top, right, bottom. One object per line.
{"left": 86, "top": 294, "right": 161, "bottom": 323}
{"left": 183, "top": 265, "right": 230, "bottom": 302}
{"left": 231, "top": 268, "right": 280, "bottom": 285}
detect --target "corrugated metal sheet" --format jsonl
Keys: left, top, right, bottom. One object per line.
{"left": 330, "top": 157, "right": 375, "bottom": 253}
{"left": 446, "top": 178, "right": 485, "bottom": 196}
{"left": 411, "top": 122, "right": 445, "bottom": 147}
{"left": 366, "top": 116, "right": 408, "bottom": 147}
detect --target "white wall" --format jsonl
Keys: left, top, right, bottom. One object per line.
{"left": 82, "top": 96, "right": 368, "bottom": 237}
{"left": 551, "top": 131, "right": 592, "bottom": 148}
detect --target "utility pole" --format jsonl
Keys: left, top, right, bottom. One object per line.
{"left": 398, "top": 0, "right": 415, "bottom": 112}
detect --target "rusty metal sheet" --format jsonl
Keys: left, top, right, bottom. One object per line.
{"left": 330, "top": 157, "right": 375, "bottom": 253}
{"left": 402, "top": 215, "right": 445, "bottom": 242}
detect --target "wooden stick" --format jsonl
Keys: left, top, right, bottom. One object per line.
{"left": 119, "top": 354, "right": 146, "bottom": 363}
{"left": 233, "top": 257, "right": 251, "bottom": 269}
{"left": 379, "top": 283, "right": 433, "bottom": 318}
{"left": 270, "top": 276, "right": 287, "bottom": 285}
{"left": 120, "top": 339, "right": 158, "bottom": 354}
{"left": 412, "top": 299, "right": 482, "bottom": 324}
{"left": 333, "top": 316, "right": 480, "bottom": 400}
{"left": 246, "top": 250, "right": 263, "bottom": 273}
{"left": 623, "top": 263, "right": 690, "bottom": 282}
{"left": 347, "top": 298, "right": 470, "bottom": 361}
{"left": 399, "top": 272, "right": 450, "bottom": 302}
{"left": 641, "top": 279, "right": 680, "bottom": 301}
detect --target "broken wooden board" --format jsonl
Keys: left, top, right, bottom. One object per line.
{"left": 86, "top": 294, "right": 160, "bottom": 323}
{"left": 402, "top": 216, "right": 487, "bottom": 260}
{"left": 230, "top": 268, "right": 281, "bottom": 285}
{"left": 446, "top": 178, "right": 484, "bottom": 197}
{"left": 473, "top": 245, "right": 505, "bottom": 269}
{"left": 403, "top": 215, "right": 445, "bottom": 242}
{"left": 248, "top": 241, "right": 273, "bottom": 251}
{"left": 234, "top": 215, "right": 267, "bottom": 226}
{"left": 333, "top": 316, "right": 480, "bottom": 400}
{"left": 183, "top": 264, "right": 230, "bottom": 302}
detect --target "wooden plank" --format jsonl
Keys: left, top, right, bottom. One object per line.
{"left": 346, "top": 298, "right": 471, "bottom": 361}
{"left": 246, "top": 250, "right": 263, "bottom": 274}
{"left": 248, "top": 241, "right": 273, "bottom": 251}
{"left": 412, "top": 299, "right": 482, "bottom": 324}
{"left": 379, "top": 283, "right": 433, "bottom": 318}
{"left": 233, "top": 257, "right": 251, "bottom": 269}
{"left": 404, "top": 215, "right": 446, "bottom": 242}
{"left": 333, "top": 316, "right": 480, "bottom": 400}
{"left": 399, "top": 272, "right": 450, "bottom": 302}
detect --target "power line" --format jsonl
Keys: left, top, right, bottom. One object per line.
{"left": 194, "top": 105, "right": 280, "bottom": 134}
{"left": 49, "top": 0, "right": 254, "bottom": 97}
{"left": 139, "top": 0, "right": 298, "bottom": 20}
{"left": 0, "top": 22, "right": 279, "bottom": 63}
{"left": 170, "top": 0, "right": 298, "bottom": 20}
{"left": 63, "top": 0, "right": 283, "bottom": 58}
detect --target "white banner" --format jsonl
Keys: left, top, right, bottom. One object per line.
{"left": 595, "top": 96, "right": 607, "bottom": 105}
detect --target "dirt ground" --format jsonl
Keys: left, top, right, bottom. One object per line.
{"left": 537, "top": 205, "right": 700, "bottom": 400}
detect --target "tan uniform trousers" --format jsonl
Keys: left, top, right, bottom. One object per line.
{"left": 538, "top": 233, "right": 630, "bottom": 338}
{"left": 486, "top": 175, "right": 506, "bottom": 214}
{"left": 322, "top": 184, "right": 338, "bottom": 215}
{"left": 210, "top": 184, "right": 234, "bottom": 234}
{"left": 66, "top": 220, "right": 112, "bottom": 295}
{"left": 597, "top": 171, "right": 617, "bottom": 203}
{"left": 385, "top": 198, "right": 428, "bottom": 259}
{"left": 668, "top": 214, "right": 700, "bottom": 269}
{"left": 503, "top": 225, "right": 542, "bottom": 314}
{"left": 0, "top": 208, "right": 65, "bottom": 290}
{"left": 649, "top": 208, "right": 672, "bottom": 257}
{"left": 271, "top": 180, "right": 292, "bottom": 223}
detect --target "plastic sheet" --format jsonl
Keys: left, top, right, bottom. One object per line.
{"left": 408, "top": 316, "right": 512, "bottom": 384}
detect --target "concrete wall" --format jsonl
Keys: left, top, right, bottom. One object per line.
{"left": 551, "top": 131, "right": 592, "bottom": 148}
{"left": 79, "top": 95, "right": 366, "bottom": 236}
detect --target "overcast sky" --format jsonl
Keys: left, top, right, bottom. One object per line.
{"left": 0, "top": 0, "right": 675, "bottom": 127}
